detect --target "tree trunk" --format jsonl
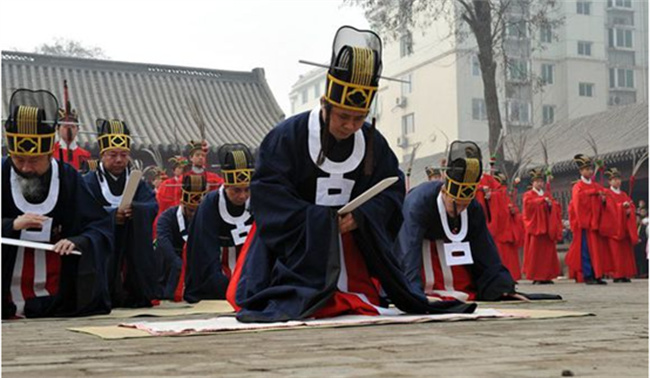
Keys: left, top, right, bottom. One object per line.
{"left": 472, "top": 0, "right": 505, "bottom": 168}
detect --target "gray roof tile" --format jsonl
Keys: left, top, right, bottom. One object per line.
{"left": 1, "top": 51, "right": 285, "bottom": 152}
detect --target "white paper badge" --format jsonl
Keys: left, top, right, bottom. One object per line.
{"left": 20, "top": 217, "right": 53, "bottom": 242}
{"left": 231, "top": 224, "right": 252, "bottom": 246}
{"left": 443, "top": 241, "right": 474, "bottom": 266}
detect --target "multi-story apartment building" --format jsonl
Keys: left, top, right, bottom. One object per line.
{"left": 288, "top": 0, "right": 648, "bottom": 163}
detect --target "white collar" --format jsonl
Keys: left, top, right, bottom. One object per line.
{"left": 610, "top": 186, "right": 621, "bottom": 194}
{"left": 58, "top": 139, "right": 78, "bottom": 150}
{"left": 533, "top": 187, "right": 544, "bottom": 196}
{"left": 307, "top": 106, "right": 365, "bottom": 175}
{"left": 436, "top": 191, "right": 469, "bottom": 242}
{"left": 192, "top": 166, "right": 204, "bottom": 174}
{"left": 581, "top": 176, "right": 592, "bottom": 184}
{"left": 10, "top": 159, "right": 60, "bottom": 214}
{"left": 218, "top": 185, "right": 251, "bottom": 226}
{"left": 98, "top": 162, "right": 129, "bottom": 208}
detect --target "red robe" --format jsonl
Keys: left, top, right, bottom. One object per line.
{"left": 476, "top": 174, "right": 501, "bottom": 223}
{"left": 53, "top": 141, "right": 91, "bottom": 170}
{"left": 604, "top": 188, "right": 639, "bottom": 279}
{"left": 565, "top": 179, "right": 616, "bottom": 281}
{"left": 203, "top": 171, "right": 224, "bottom": 192}
{"left": 156, "top": 175, "right": 183, "bottom": 217}
{"left": 522, "top": 189, "right": 562, "bottom": 281}
{"left": 488, "top": 185, "right": 524, "bottom": 281}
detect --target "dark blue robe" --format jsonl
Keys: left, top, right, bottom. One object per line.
{"left": 394, "top": 181, "right": 515, "bottom": 300}
{"left": 2, "top": 158, "right": 112, "bottom": 318}
{"left": 84, "top": 168, "right": 159, "bottom": 308}
{"left": 232, "top": 110, "right": 476, "bottom": 322}
{"left": 184, "top": 190, "right": 252, "bottom": 302}
{"left": 155, "top": 206, "right": 185, "bottom": 299}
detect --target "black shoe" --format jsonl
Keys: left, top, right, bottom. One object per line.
{"left": 532, "top": 281, "right": 540, "bottom": 285}
{"left": 616, "top": 278, "right": 632, "bottom": 283}
{"left": 596, "top": 278, "right": 607, "bottom": 285}
{"left": 613, "top": 278, "right": 623, "bottom": 283}
{"left": 539, "top": 280, "right": 554, "bottom": 285}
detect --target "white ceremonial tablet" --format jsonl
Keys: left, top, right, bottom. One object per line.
{"left": 1, "top": 238, "right": 82, "bottom": 255}
{"left": 337, "top": 176, "right": 399, "bottom": 215}
{"left": 118, "top": 169, "right": 143, "bottom": 210}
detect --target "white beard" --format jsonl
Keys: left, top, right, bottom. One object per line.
{"left": 15, "top": 174, "right": 46, "bottom": 202}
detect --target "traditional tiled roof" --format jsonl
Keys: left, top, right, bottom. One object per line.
{"left": 403, "top": 103, "right": 649, "bottom": 187}
{"left": 2, "top": 51, "right": 285, "bottom": 152}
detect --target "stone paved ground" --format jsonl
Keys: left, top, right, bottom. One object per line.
{"left": 2, "top": 279, "right": 648, "bottom": 377}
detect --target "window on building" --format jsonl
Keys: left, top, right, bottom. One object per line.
{"left": 577, "top": 41, "right": 592, "bottom": 56}
{"left": 472, "top": 98, "right": 487, "bottom": 121}
{"left": 401, "top": 73, "right": 412, "bottom": 96}
{"left": 577, "top": 1, "right": 591, "bottom": 14}
{"left": 400, "top": 31, "right": 414, "bottom": 58}
{"left": 301, "top": 89, "right": 308, "bottom": 104}
{"left": 540, "top": 25, "right": 552, "bottom": 43}
{"left": 471, "top": 55, "right": 481, "bottom": 76}
{"left": 609, "top": 28, "right": 633, "bottom": 48}
{"left": 610, "top": 0, "right": 632, "bottom": 7}
{"left": 402, "top": 113, "right": 415, "bottom": 135}
{"left": 506, "top": 20, "right": 527, "bottom": 39}
{"left": 507, "top": 100, "right": 531, "bottom": 124}
{"left": 579, "top": 82, "right": 594, "bottom": 97}
{"left": 609, "top": 68, "right": 635, "bottom": 88}
{"left": 541, "top": 64, "right": 554, "bottom": 84}
{"left": 542, "top": 105, "right": 555, "bottom": 125}
{"left": 508, "top": 59, "right": 529, "bottom": 81}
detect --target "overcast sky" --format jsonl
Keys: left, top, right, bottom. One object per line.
{"left": 0, "top": 0, "right": 369, "bottom": 115}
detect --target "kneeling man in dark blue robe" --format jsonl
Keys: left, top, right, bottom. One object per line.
{"left": 84, "top": 119, "right": 159, "bottom": 308}
{"left": 184, "top": 144, "right": 255, "bottom": 302}
{"left": 2, "top": 89, "right": 112, "bottom": 319}
{"left": 228, "top": 26, "right": 475, "bottom": 322}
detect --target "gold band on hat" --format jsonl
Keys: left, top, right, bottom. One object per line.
{"left": 5, "top": 132, "right": 56, "bottom": 156}
{"left": 324, "top": 73, "right": 377, "bottom": 112}
{"left": 98, "top": 134, "right": 132, "bottom": 153}
{"left": 222, "top": 168, "right": 254, "bottom": 186}
{"left": 7, "top": 105, "right": 55, "bottom": 155}
{"left": 181, "top": 175, "right": 207, "bottom": 207}
{"left": 444, "top": 158, "right": 481, "bottom": 201}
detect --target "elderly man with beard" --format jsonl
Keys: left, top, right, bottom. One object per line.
{"left": 84, "top": 118, "right": 159, "bottom": 308}
{"left": 2, "top": 89, "right": 112, "bottom": 319}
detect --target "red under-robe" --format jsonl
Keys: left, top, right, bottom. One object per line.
{"left": 522, "top": 189, "right": 562, "bottom": 281}
{"left": 565, "top": 179, "right": 616, "bottom": 281}
{"left": 227, "top": 225, "right": 384, "bottom": 318}
{"left": 486, "top": 185, "right": 524, "bottom": 281}
{"left": 53, "top": 142, "right": 91, "bottom": 170}
{"left": 604, "top": 188, "right": 639, "bottom": 279}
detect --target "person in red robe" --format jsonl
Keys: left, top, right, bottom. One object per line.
{"left": 185, "top": 140, "right": 224, "bottom": 192}
{"left": 156, "top": 156, "right": 188, "bottom": 216}
{"left": 475, "top": 172, "right": 501, "bottom": 225}
{"left": 487, "top": 171, "right": 524, "bottom": 282}
{"left": 565, "top": 154, "right": 616, "bottom": 284}
{"left": 53, "top": 108, "right": 91, "bottom": 170}
{"left": 522, "top": 168, "right": 562, "bottom": 284}
{"left": 603, "top": 168, "right": 638, "bottom": 282}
